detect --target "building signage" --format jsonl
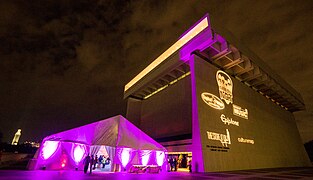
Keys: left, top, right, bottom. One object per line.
{"left": 220, "top": 114, "right": 239, "bottom": 126}
{"left": 201, "top": 92, "right": 225, "bottom": 110}
{"left": 238, "top": 137, "right": 254, "bottom": 144}
{"left": 233, "top": 104, "right": 248, "bottom": 119}
{"left": 207, "top": 129, "right": 231, "bottom": 147}
{"left": 216, "top": 70, "right": 233, "bottom": 104}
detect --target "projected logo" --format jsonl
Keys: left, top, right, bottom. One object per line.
{"left": 238, "top": 137, "right": 254, "bottom": 144}
{"left": 220, "top": 114, "right": 239, "bottom": 126}
{"left": 201, "top": 92, "right": 225, "bottom": 110}
{"left": 207, "top": 129, "right": 231, "bottom": 147}
{"left": 233, "top": 104, "right": 248, "bottom": 119}
{"left": 216, "top": 70, "right": 233, "bottom": 104}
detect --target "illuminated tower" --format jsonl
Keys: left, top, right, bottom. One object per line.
{"left": 11, "top": 129, "right": 22, "bottom": 145}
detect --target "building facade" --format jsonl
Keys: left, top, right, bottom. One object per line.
{"left": 124, "top": 14, "right": 311, "bottom": 172}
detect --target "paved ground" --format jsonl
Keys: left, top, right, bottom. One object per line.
{"left": 0, "top": 167, "right": 312, "bottom": 179}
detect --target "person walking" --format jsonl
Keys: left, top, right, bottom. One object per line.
{"left": 93, "top": 155, "right": 98, "bottom": 170}
{"left": 89, "top": 155, "right": 94, "bottom": 174}
{"left": 188, "top": 159, "right": 192, "bottom": 173}
{"left": 83, "top": 154, "right": 91, "bottom": 174}
{"left": 173, "top": 157, "right": 177, "bottom": 171}
{"left": 169, "top": 157, "right": 174, "bottom": 171}
{"left": 98, "top": 155, "right": 103, "bottom": 168}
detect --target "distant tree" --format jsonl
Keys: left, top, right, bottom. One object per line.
{"left": 304, "top": 140, "right": 313, "bottom": 162}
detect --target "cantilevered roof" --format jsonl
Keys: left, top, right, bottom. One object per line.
{"left": 124, "top": 14, "right": 305, "bottom": 112}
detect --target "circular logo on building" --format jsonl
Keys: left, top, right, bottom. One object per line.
{"left": 201, "top": 92, "right": 225, "bottom": 110}
{"left": 216, "top": 70, "right": 233, "bottom": 105}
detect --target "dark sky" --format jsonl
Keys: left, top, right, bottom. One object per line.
{"left": 1, "top": 0, "right": 313, "bottom": 143}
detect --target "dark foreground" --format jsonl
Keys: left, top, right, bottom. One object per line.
{"left": 0, "top": 167, "right": 312, "bottom": 180}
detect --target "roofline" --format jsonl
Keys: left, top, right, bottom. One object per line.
{"left": 124, "top": 14, "right": 210, "bottom": 92}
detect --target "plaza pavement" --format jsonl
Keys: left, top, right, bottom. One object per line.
{"left": 0, "top": 167, "right": 312, "bottom": 179}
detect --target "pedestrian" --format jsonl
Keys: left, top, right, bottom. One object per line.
{"left": 98, "top": 155, "right": 103, "bottom": 168}
{"left": 105, "top": 157, "right": 111, "bottom": 165}
{"left": 93, "top": 155, "right": 98, "bottom": 170}
{"left": 169, "top": 157, "right": 174, "bottom": 171}
{"left": 173, "top": 157, "right": 177, "bottom": 171}
{"left": 102, "top": 157, "right": 106, "bottom": 168}
{"left": 83, "top": 154, "right": 91, "bottom": 174}
{"left": 90, "top": 155, "right": 94, "bottom": 174}
{"left": 188, "top": 159, "right": 192, "bottom": 172}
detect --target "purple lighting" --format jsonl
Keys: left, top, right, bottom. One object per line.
{"left": 120, "top": 148, "right": 131, "bottom": 168}
{"left": 141, "top": 150, "right": 151, "bottom": 166}
{"left": 73, "top": 144, "right": 86, "bottom": 164}
{"left": 179, "top": 15, "right": 213, "bottom": 61}
{"left": 41, "top": 141, "right": 60, "bottom": 160}
{"left": 31, "top": 116, "right": 166, "bottom": 171}
{"left": 156, "top": 151, "right": 165, "bottom": 166}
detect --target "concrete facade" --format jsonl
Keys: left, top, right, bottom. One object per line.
{"left": 126, "top": 75, "right": 192, "bottom": 141}
{"left": 190, "top": 54, "right": 310, "bottom": 171}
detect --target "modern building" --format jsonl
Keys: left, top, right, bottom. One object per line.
{"left": 11, "top": 129, "right": 22, "bottom": 145}
{"left": 124, "top": 14, "right": 311, "bottom": 172}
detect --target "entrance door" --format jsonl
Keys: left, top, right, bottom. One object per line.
{"left": 167, "top": 152, "right": 192, "bottom": 172}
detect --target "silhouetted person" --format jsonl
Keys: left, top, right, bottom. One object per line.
{"left": 90, "top": 155, "right": 94, "bottom": 174}
{"left": 173, "top": 158, "right": 177, "bottom": 171}
{"left": 169, "top": 157, "right": 174, "bottom": 171}
{"left": 102, "top": 157, "right": 106, "bottom": 168}
{"left": 105, "top": 157, "right": 111, "bottom": 165}
{"left": 188, "top": 159, "right": 192, "bottom": 172}
{"left": 83, "top": 154, "right": 91, "bottom": 174}
{"left": 195, "top": 162, "right": 199, "bottom": 173}
{"left": 98, "top": 155, "right": 103, "bottom": 168}
{"left": 93, "top": 155, "right": 98, "bottom": 170}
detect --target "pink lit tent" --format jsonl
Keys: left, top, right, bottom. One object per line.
{"left": 29, "top": 115, "right": 167, "bottom": 172}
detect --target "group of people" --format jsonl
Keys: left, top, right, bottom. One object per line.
{"left": 168, "top": 156, "right": 192, "bottom": 172}
{"left": 168, "top": 157, "right": 178, "bottom": 171}
{"left": 83, "top": 154, "right": 111, "bottom": 174}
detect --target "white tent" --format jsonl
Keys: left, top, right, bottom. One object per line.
{"left": 30, "top": 115, "right": 166, "bottom": 171}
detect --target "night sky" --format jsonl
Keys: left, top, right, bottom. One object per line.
{"left": 1, "top": 0, "right": 313, "bottom": 144}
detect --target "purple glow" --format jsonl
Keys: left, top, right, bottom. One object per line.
{"left": 156, "top": 151, "right": 165, "bottom": 166}
{"left": 41, "top": 141, "right": 60, "bottom": 160}
{"left": 190, "top": 55, "right": 205, "bottom": 172}
{"left": 179, "top": 28, "right": 213, "bottom": 61}
{"left": 120, "top": 148, "right": 131, "bottom": 168}
{"left": 141, "top": 150, "right": 150, "bottom": 166}
{"left": 73, "top": 144, "right": 85, "bottom": 164}
{"left": 179, "top": 14, "right": 213, "bottom": 61}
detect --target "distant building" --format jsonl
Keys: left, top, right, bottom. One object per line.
{"left": 124, "top": 14, "right": 311, "bottom": 172}
{"left": 24, "top": 141, "right": 40, "bottom": 148}
{"left": 11, "top": 129, "right": 22, "bottom": 145}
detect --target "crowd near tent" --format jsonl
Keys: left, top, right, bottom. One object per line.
{"left": 29, "top": 115, "right": 167, "bottom": 172}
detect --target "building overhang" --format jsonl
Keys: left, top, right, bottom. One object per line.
{"left": 123, "top": 14, "right": 305, "bottom": 112}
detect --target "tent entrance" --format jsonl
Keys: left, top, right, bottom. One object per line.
{"left": 90, "top": 145, "right": 114, "bottom": 172}
{"left": 167, "top": 152, "right": 192, "bottom": 172}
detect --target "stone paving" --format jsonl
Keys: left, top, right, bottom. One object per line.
{"left": 0, "top": 167, "right": 312, "bottom": 179}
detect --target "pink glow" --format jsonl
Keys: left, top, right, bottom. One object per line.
{"left": 120, "top": 148, "right": 131, "bottom": 168}
{"left": 73, "top": 144, "right": 85, "bottom": 164}
{"left": 41, "top": 141, "right": 60, "bottom": 160}
{"left": 141, "top": 150, "right": 150, "bottom": 166}
{"left": 61, "top": 154, "right": 67, "bottom": 168}
{"left": 156, "top": 151, "right": 165, "bottom": 166}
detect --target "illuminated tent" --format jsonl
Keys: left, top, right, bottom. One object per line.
{"left": 30, "top": 115, "right": 166, "bottom": 171}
